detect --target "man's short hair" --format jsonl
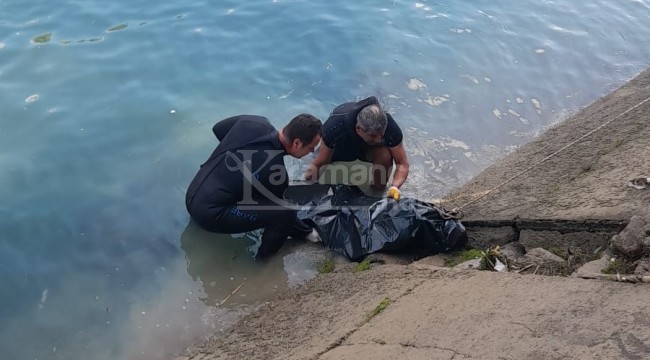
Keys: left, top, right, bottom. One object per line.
{"left": 357, "top": 105, "right": 387, "bottom": 134}
{"left": 283, "top": 113, "right": 322, "bottom": 144}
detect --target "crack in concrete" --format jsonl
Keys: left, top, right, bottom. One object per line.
{"left": 400, "top": 342, "right": 471, "bottom": 359}
{"left": 612, "top": 331, "right": 650, "bottom": 360}
{"left": 308, "top": 329, "right": 358, "bottom": 360}
{"left": 511, "top": 321, "right": 540, "bottom": 338}
{"left": 313, "top": 278, "right": 428, "bottom": 360}
{"left": 551, "top": 348, "right": 571, "bottom": 359}
{"left": 328, "top": 341, "right": 471, "bottom": 359}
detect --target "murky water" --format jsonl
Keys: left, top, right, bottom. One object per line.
{"left": 1, "top": 0, "right": 649, "bottom": 359}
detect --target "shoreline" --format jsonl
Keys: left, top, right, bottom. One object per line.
{"left": 176, "top": 68, "right": 650, "bottom": 360}
{"left": 442, "top": 68, "right": 650, "bottom": 221}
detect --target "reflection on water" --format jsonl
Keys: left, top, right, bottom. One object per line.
{"left": 120, "top": 222, "right": 330, "bottom": 360}
{"left": 180, "top": 220, "right": 331, "bottom": 305}
{"left": 180, "top": 220, "right": 289, "bottom": 306}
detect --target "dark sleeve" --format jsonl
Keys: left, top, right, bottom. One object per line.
{"left": 384, "top": 113, "right": 403, "bottom": 147}
{"left": 212, "top": 116, "right": 241, "bottom": 141}
{"left": 322, "top": 115, "right": 346, "bottom": 148}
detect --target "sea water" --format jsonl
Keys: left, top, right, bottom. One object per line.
{"left": 0, "top": 0, "right": 648, "bottom": 359}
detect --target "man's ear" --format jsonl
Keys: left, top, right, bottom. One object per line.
{"left": 292, "top": 138, "right": 302, "bottom": 148}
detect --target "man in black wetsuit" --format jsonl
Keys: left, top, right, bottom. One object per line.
{"left": 185, "top": 113, "right": 322, "bottom": 259}
{"left": 305, "top": 96, "right": 409, "bottom": 200}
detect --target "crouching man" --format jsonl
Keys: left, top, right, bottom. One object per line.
{"left": 186, "top": 113, "right": 322, "bottom": 259}
{"left": 305, "top": 96, "right": 409, "bottom": 200}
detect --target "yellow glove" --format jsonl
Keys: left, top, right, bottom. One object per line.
{"left": 387, "top": 186, "right": 401, "bottom": 201}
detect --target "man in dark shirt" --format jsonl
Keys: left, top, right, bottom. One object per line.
{"left": 305, "top": 96, "right": 409, "bottom": 200}
{"left": 186, "top": 113, "right": 322, "bottom": 259}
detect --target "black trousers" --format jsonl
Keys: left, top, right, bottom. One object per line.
{"left": 194, "top": 199, "right": 312, "bottom": 259}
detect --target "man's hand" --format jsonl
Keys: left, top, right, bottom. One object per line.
{"left": 305, "top": 166, "right": 314, "bottom": 181}
{"left": 387, "top": 186, "right": 401, "bottom": 201}
{"left": 305, "top": 142, "right": 334, "bottom": 183}
{"left": 304, "top": 165, "right": 317, "bottom": 182}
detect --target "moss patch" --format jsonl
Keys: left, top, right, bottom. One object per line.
{"left": 444, "top": 249, "right": 483, "bottom": 267}
{"left": 602, "top": 258, "right": 636, "bottom": 275}
{"left": 365, "top": 297, "right": 390, "bottom": 323}
{"left": 354, "top": 258, "right": 372, "bottom": 272}
{"left": 547, "top": 247, "right": 567, "bottom": 259}
{"left": 317, "top": 258, "right": 335, "bottom": 274}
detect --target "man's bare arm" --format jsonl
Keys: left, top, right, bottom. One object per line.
{"left": 388, "top": 143, "right": 410, "bottom": 188}
{"left": 305, "top": 142, "right": 334, "bottom": 182}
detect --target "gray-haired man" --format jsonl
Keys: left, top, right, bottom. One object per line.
{"left": 305, "top": 96, "right": 410, "bottom": 200}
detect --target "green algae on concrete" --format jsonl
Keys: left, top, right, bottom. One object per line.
{"left": 317, "top": 258, "right": 335, "bottom": 274}
{"left": 602, "top": 257, "right": 636, "bottom": 275}
{"left": 444, "top": 248, "right": 483, "bottom": 267}
{"left": 365, "top": 297, "right": 390, "bottom": 323}
{"left": 354, "top": 258, "right": 371, "bottom": 272}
